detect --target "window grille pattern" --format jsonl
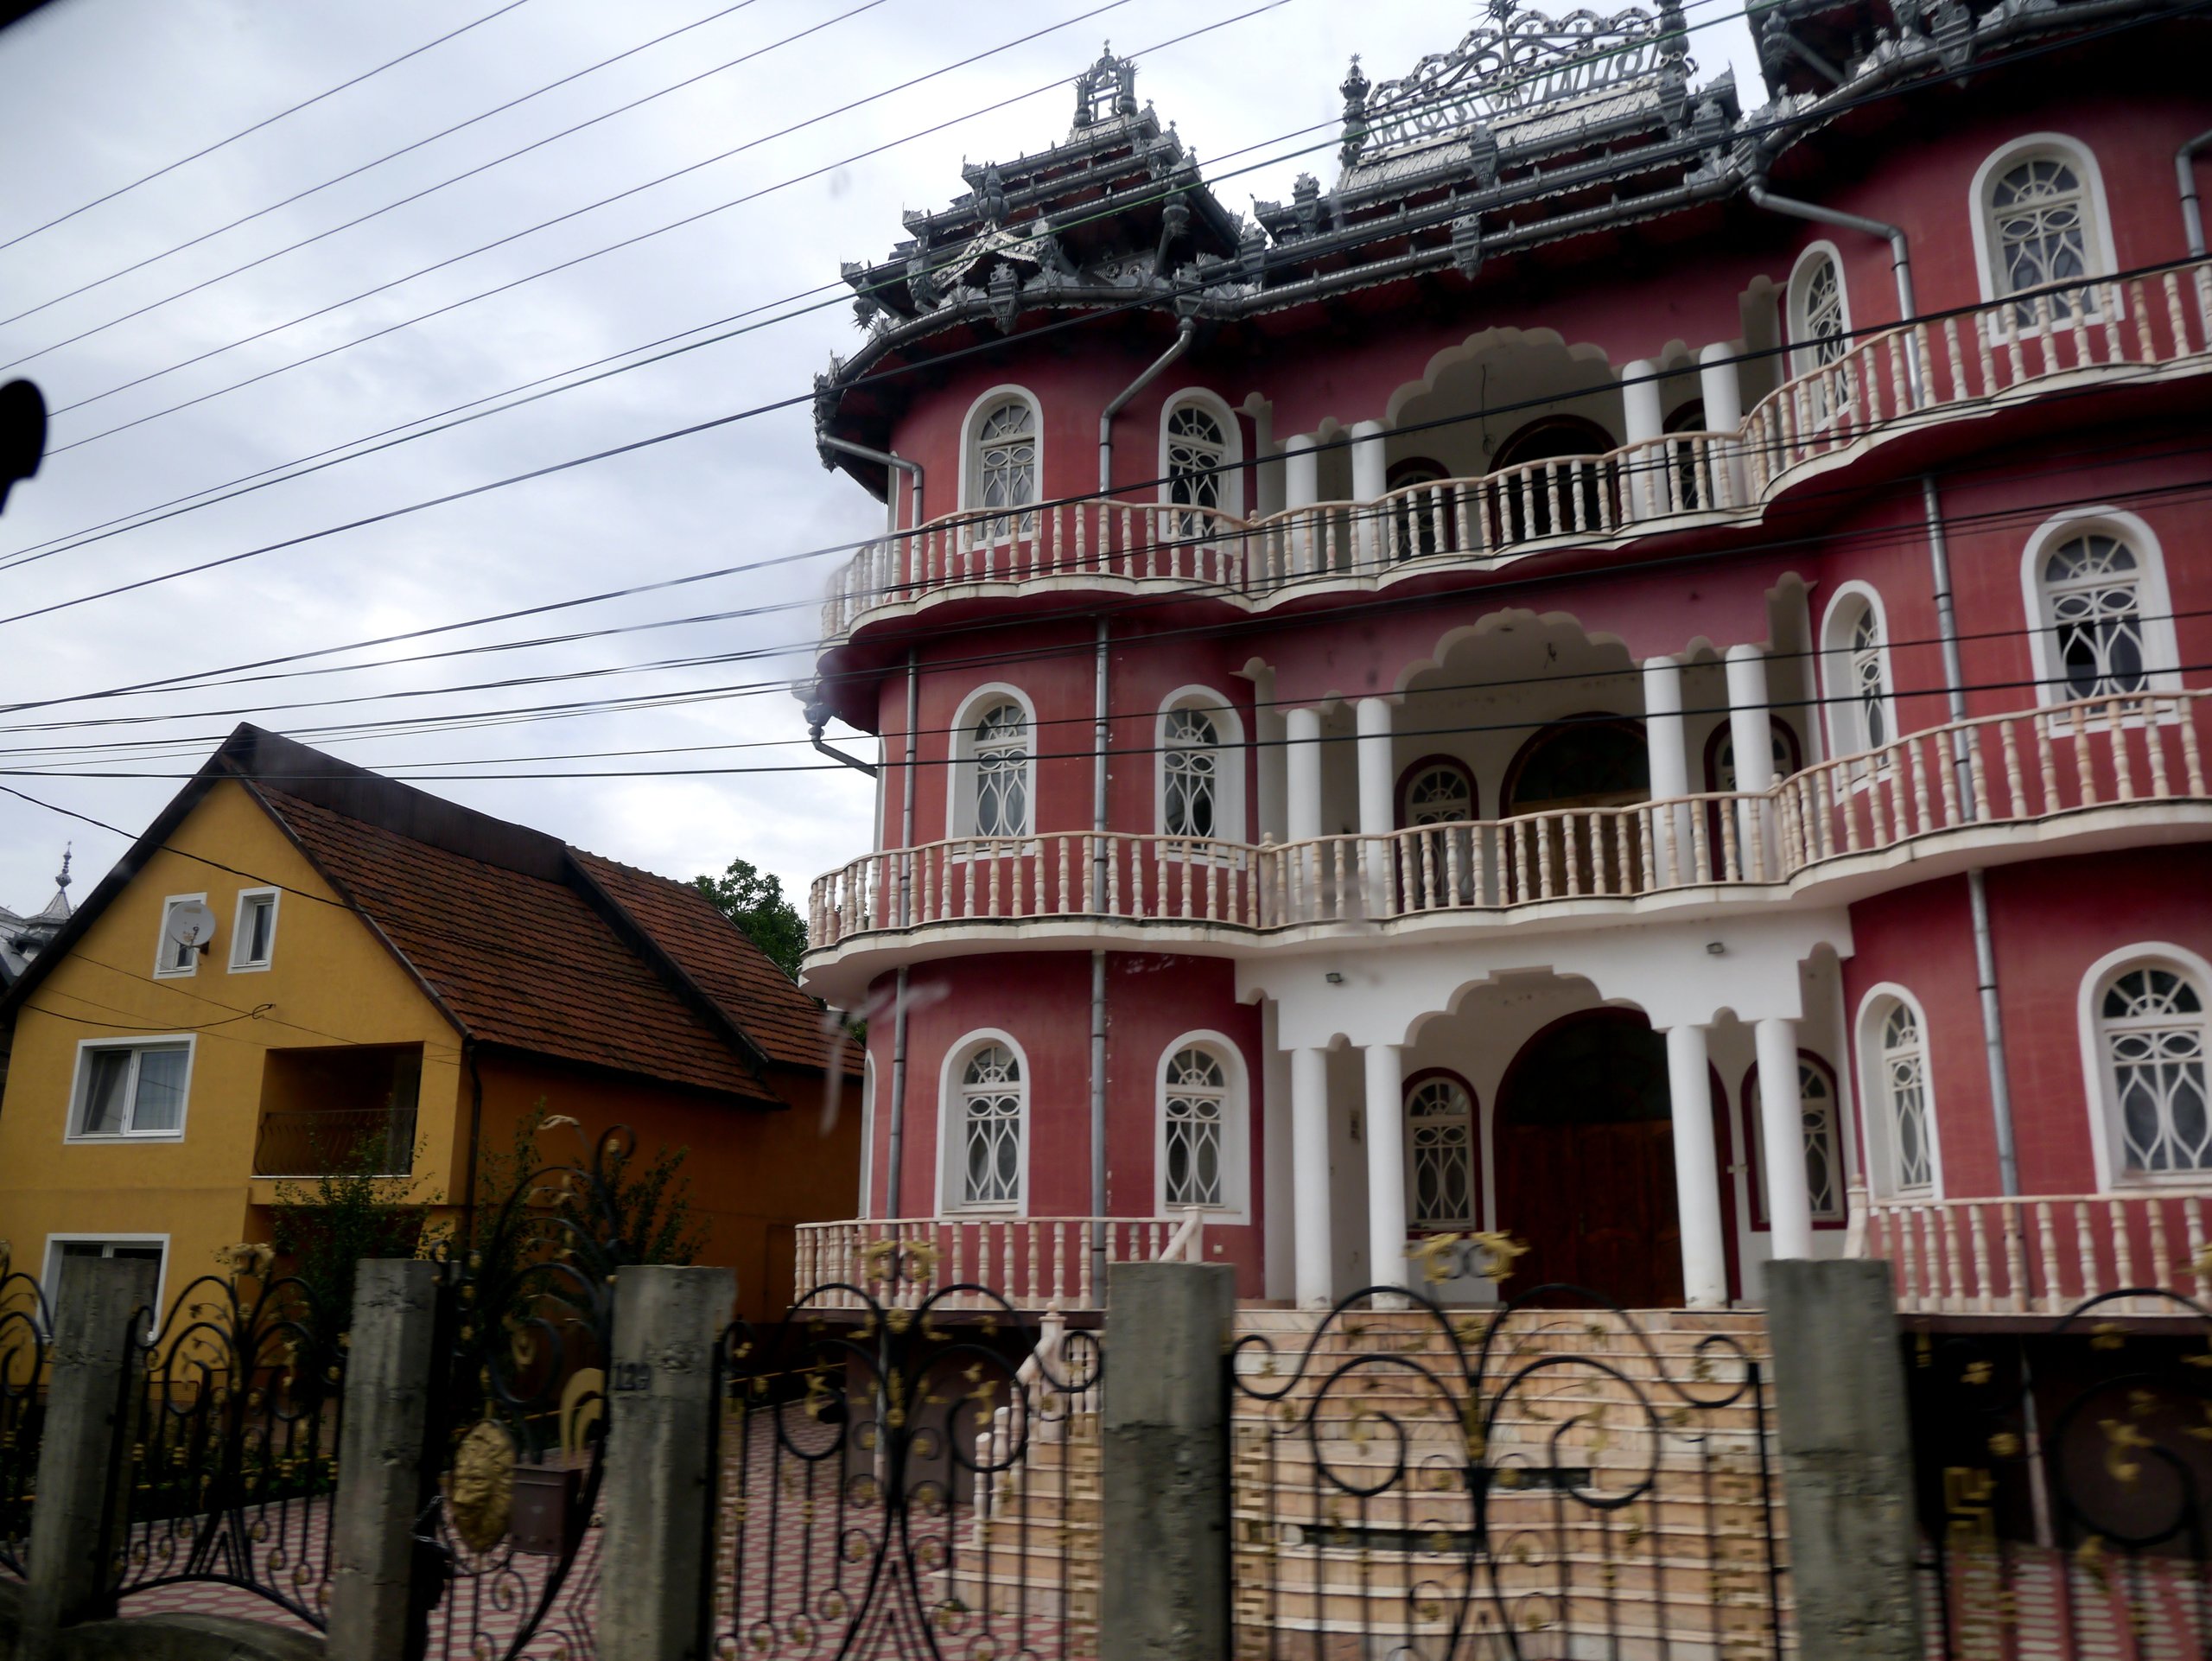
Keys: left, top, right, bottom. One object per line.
{"left": 1163, "top": 707, "right": 1220, "bottom": 837}
{"left": 1163, "top": 1047, "right": 1227, "bottom": 1207}
{"left": 1404, "top": 764, "right": 1473, "bottom": 825}
{"left": 1407, "top": 1076, "right": 1476, "bottom": 1228}
{"left": 1752, "top": 1061, "right": 1844, "bottom": 1222}
{"left": 1991, "top": 157, "right": 2088, "bottom": 317}
{"left": 1166, "top": 404, "right": 1227, "bottom": 535}
{"left": 973, "top": 399, "right": 1037, "bottom": 538}
{"left": 961, "top": 1044, "right": 1023, "bottom": 1206}
{"left": 2042, "top": 532, "right": 2147, "bottom": 698}
{"left": 972, "top": 703, "right": 1030, "bottom": 837}
{"left": 2102, "top": 968, "right": 2210, "bottom": 1174}
{"left": 1802, "top": 257, "right": 1847, "bottom": 366}
{"left": 1850, "top": 608, "right": 1888, "bottom": 750}
{"left": 1881, "top": 1003, "right": 1934, "bottom": 1193}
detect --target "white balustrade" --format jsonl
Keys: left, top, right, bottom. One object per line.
{"left": 791, "top": 1215, "right": 1214, "bottom": 1310}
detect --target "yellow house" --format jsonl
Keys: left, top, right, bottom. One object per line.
{"left": 0, "top": 725, "right": 861, "bottom": 1322}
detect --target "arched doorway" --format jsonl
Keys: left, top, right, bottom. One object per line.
{"left": 1490, "top": 413, "right": 1614, "bottom": 541}
{"left": 1501, "top": 717, "right": 1649, "bottom": 897}
{"left": 1494, "top": 1009, "right": 1682, "bottom": 1307}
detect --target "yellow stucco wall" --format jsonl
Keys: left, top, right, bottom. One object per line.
{"left": 0, "top": 780, "right": 463, "bottom": 1309}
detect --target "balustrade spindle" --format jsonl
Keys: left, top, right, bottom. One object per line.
{"left": 2069, "top": 703, "right": 2097, "bottom": 807}
{"left": 2002, "top": 1203, "right": 2030, "bottom": 1314}
{"left": 2101, "top": 283, "right": 2124, "bottom": 362}
{"left": 1936, "top": 730, "right": 1961, "bottom": 826}
{"left": 1637, "top": 809, "right": 1656, "bottom": 894}
{"left": 2148, "top": 1199, "right": 2172, "bottom": 1305}
{"left": 2146, "top": 707, "right": 2172, "bottom": 798}
{"left": 1001, "top": 1222, "right": 1014, "bottom": 1294}
{"left": 1908, "top": 735, "right": 1934, "bottom": 836}
{"left": 1689, "top": 795, "right": 1712, "bottom": 881}
{"left": 2108, "top": 699, "right": 2134, "bottom": 799}
{"left": 1897, "top": 1206, "right": 1920, "bottom": 1306}
{"left": 1941, "top": 1205, "right": 1966, "bottom": 1312}
{"left": 2110, "top": 1197, "right": 2136, "bottom": 1301}
{"left": 1536, "top": 817, "right": 1556, "bottom": 900}
{"left": 950, "top": 1222, "right": 964, "bottom": 1295}
{"left": 1717, "top": 798, "right": 1740, "bottom": 881}
{"left": 2166, "top": 272, "right": 2190, "bottom": 360}
{"left": 2075, "top": 1200, "right": 2101, "bottom": 1301}
{"left": 988, "top": 850, "right": 1002, "bottom": 918}
{"left": 2180, "top": 702, "right": 2207, "bottom": 795}
{"left": 2034, "top": 1201, "right": 2062, "bottom": 1312}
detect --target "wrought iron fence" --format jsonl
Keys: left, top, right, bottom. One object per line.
{"left": 0, "top": 1254, "right": 50, "bottom": 1581}
{"left": 709, "top": 1241, "right": 1103, "bottom": 1661}
{"left": 1227, "top": 1269, "right": 1785, "bottom": 1661}
{"left": 1910, "top": 1288, "right": 2212, "bottom": 1658}
{"left": 115, "top": 1245, "right": 346, "bottom": 1626}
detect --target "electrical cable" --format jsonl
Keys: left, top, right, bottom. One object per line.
{"left": 0, "top": 0, "right": 542, "bottom": 252}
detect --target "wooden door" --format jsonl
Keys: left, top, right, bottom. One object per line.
{"left": 1498, "top": 1122, "right": 1681, "bottom": 1308}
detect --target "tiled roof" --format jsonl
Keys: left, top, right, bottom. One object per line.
{"left": 258, "top": 788, "right": 817, "bottom": 1103}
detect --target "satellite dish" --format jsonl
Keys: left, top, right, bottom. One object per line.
{"left": 164, "top": 900, "right": 218, "bottom": 950}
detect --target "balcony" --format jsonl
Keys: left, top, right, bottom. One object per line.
{"left": 804, "top": 690, "right": 2210, "bottom": 985}
{"left": 794, "top": 1212, "right": 1211, "bottom": 1311}
{"left": 818, "top": 263, "right": 2212, "bottom": 645}
{"left": 251, "top": 1106, "right": 418, "bottom": 1178}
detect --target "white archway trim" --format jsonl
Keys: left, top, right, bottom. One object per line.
{"left": 1853, "top": 982, "right": 1944, "bottom": 1200}
{"left": 1816, "top": 581, "right": 1899, "bottom": 761}
{"left": 1153, "top": 1029, "right": 1253, "bottom": 1224}
{"left": 1156, "top": 387, "right": 1244, "bottom": 518}
{"left": 859, "top": 1053, "right": 877, "bottom": 1219}
{"left": 2076, "top": 942, "right": 2212, "bottom": 1193}
{"left": 935, "top": 1027, "right": 1032, "bottom": 1216}
{"left": 1154, "top": 684, "right": 1249, "bottom": 841}
{"left": 1784, "top": 239, "right": 1853, "bottom": 374}
{"left": 956, "top": 384, "right": 1045, "bottom": 519}
{"left": 1967, "top": 133, "right": 2118, "bottom": 305}
{"left": 2018, "top": 506, "right": 2182, "bottom": 705}
{"left": 944, "top": 682, "right": 1039, "bottom": 838}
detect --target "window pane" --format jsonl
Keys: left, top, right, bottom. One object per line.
{"left": 245, "top": 898, "right": 273, "bottom": 962}
{"left": 79, "top": 1050, "right": 130, "bottom": 1135}
{"left": 130, "top": 1048, "right": 188, "bottom": 1133}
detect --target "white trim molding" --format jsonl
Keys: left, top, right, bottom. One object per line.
{"left": 1156, "top": 387, "right": 1244, "bottom": 519}
{"left": 2076, "top": 941, "right": 2212, "bottom": 1193}
{"left": 153, "top": 892, "right": 209, "bottom": 979}
{"left": 229, "top": 887, "right": 281, "bottom": 973}
{"left": 935, "top": 1028, "right": 1031, "bottom": 1216}
{"left": 1154, "top": 685, "right": 1249, "bottom": 841}
{"left": 957, "top": 384, "right": 1044, "bottom": 520}
{"left": 1816, "top": 581, "right": 1899, "bottom": 760}
{"left": 1967, "top": 132, "right": 2119, "bottom": 305}
{"left": 62, "top": 1032, "right": 197, "bottom": 1143}
{"left": 1853, "top": 982, "right": 1944, "bottom": 1200}
{"left": 2018, "top": 507, "right": 2183, "bottom": 706}
{"left": 1784, "top": 239, "right": 1852, "bottom": 376}
{"left": 944, "top": 682, "right": 1039, "bottom": 839}
{"left": 1153, "top": 1028, "right": 1253, "bottom": 1223}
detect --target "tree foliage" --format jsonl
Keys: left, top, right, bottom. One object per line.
{"left": 268, "top": 1136, "right": 446, "bottom": 1330}
{"left": 693, "top": 856, "right": 806, "bottom": 980}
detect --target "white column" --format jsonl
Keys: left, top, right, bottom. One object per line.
{"left": 1665, "top": 1022, "right": 1729, "bottom": 1308}
{"left": 1350, "top": 418, "right": 1389, "bottom": 568}
{"left": 1355, "top": 697, "right": 1395, "bottom": 917}
{"left": 1755, "top": 1015, "right": 1815, "bottom": 1261}
{"left": 1362, "top": 1043, "right": 1408, "bottom": 1299}
{"left": 1286, "top": 707, "right": 1324, "bottom": 843}
{"left": 1284, "top": 434, "right": 1321, "bottom": 576}
{"left": 1642, "top": 654, "right": 1691, "bottom": 884}
{"left": 1698, "top": 340, "right": 1746, "bottom": 507}
{"left": 1724, "top": 645, "right": 1777, "bottom": 878}
{"left": 1622, "top": 359, "right": 1664, "bottom": 519}
{"left": 1290, "top": 1046, "right": 1336, "bottom": 1308}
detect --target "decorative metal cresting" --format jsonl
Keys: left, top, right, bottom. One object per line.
{"left": 709, "top": 1238, "right": 1104, "bottom": 1661}
{"left": 1910, "top": 1288, "right": 2212, "bottom": 1658}
{"left": 115, "top": 1242, "right": 346, "bottom": 1626}
{"left": 0, "top": 1244, "right": 51, "bottom": 1581}
{"left": 1228, "top": 1249, "right": 1784, "bottom": 1660}
{"left": 412, "top": 1120, "right": 626, "bottom": 1661}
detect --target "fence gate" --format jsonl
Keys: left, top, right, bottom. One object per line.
{"left": 1910, "top": 1288, "right": 2212, "bottom": 1658}
{"left": 1227, "top": 1279, "right": 1787, "bottom": 1661}
{"left": 708, "top": 1247, "right": 1103, "bottom": 1661}
{"left": 0, "top": 1253, "right": 51, "bottom": 1583}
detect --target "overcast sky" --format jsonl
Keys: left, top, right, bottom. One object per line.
{"left": 0, "top": 0, "right": 1760, "bottom": 921}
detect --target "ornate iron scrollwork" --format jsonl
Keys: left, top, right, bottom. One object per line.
{"left": 0, "top": 1251, "right": 51, "bottom": 1581}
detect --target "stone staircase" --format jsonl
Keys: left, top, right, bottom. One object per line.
{"left": 948, "top": 1302, "right": 1789, "bottom": 1661}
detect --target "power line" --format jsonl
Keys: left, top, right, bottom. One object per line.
{"left": 0, "top": 0, "right": 542, "bottom": 252}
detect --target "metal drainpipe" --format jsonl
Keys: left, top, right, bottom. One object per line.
{"left": 1745, "top": 182, "right": 1920, "bottom": 403}
{"left": 885, "top": 651, "right": 919, "bottom": 1218}
{"left": 1090, "top": 621, "right": 1110, "bottom": 1287}
{"left": 2179, "top": 129, "right": 2212, "bottom": 258}
{"left": 819, "top": 435, "right": 923, "bottom": 532}
{"left": 1098, "top": 318, "right": 1196, "bottom": 494}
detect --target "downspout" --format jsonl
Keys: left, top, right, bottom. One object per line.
{"left": 819, "top": 434, "right": 923, "bottom": 532}
{"left": 2178, "top": 129, "right": 2212, "bottom": 258}
{"left": 1745, "top": 181, "right": 1920, "bottom": 402}
{"left": 1090, "top": 621, "right": 1110, "bottom": 1288}
{"left": 885, "top": 651, "right": 918, "bottom": 1218}
{"left": 1098, "top": 317, "right": 1196, "bottom": 494}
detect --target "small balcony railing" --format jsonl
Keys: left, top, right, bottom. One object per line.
{"left": 251, "top": 1107, "right": 417, "bottom": 1179}
{"left": 819, "top": 260, "right": 2212, "bottom": 642}
{"left": 807, "top": 690, "right": 2209, "bottom": 952}
{"left": 795, "top": 1213, "right": 1210, "bottom": 1310}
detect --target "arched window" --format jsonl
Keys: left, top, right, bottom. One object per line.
{"left": 1787, "top": 247, "right": 1850, "bottom": 376}
{"left": 1747, "top": 1054, "right": 1846, "bottom": 1225}
{"left": 1162, "top": 707, "right": 1219, "bottom": 838}
{"left": 973, "top": 703, "right": 1030, "bottom": 837}
{"left": 1819, "top": 588, "right": 1895, "bottom": 760}
{"left": 1162, "top": 1046, "right": 1228, "bottom": 1207}
{"left": 2097, "top": 964, "right": 2211, "bottom": 1177}
{"left": 957, "top": 1041, "right": 1025, "bottom": 1207}
{"left": 1165, "top": 403, "right": 1228, "bottom": 536}
{"left": 2021, "top": 512, "right": 2179, "bottom": 709}
{"left": 1405, "top": 1072, "right": 1478, "bottom": 1230}
{"left": 1399, "top": 757, "right": 1475, "bottom": 827}
{"left": 1704, "top": 716, "right": 1803, "bottom": 792}
{"left": 1973, "top": 138, "right": 2112, "bottom": 324}
{"left": 1877, "top": 1002, "right": 1934, "bottom": 1194}
{"left": 969, "top": 394, "right": 1038, "bottom": 540}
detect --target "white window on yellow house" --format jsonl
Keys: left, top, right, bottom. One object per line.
{"left": 231, "top": 888, "right": 279, "bottom": 971}
{"left": 69, "top": 1037, "right": 194, "bottom": 1139}
{"left": 45, "top": 1237, "right": 167, "bottom": 1321}
{"left": 154, "top": 894, "right": 209, "bottom": 978}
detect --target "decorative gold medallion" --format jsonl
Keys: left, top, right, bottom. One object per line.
{"left": 448, "top": 1419, "right": 516, "bottom": 1554}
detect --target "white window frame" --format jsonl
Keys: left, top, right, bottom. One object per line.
{"left": 1784, "top": 239, "right": 1853, "bottom": 378}
{"left": 1854, "top": 983, "right": 1943, "bottom": 1200}
{"left": 2076, "top": 943, "right": 2212, "bottom": 1192}
{"left": 944, "top": 683, "right": 1038, "bottom": 840}
{"left": 63, "top": 1034, "right": 197, "bottom": 1142}
{"left": 2018, "top": 508, "right": 2183, "bottom": 711}
{"left": 153, "top": 892, "right": 209, "bottom": 979}
{"left": 1154, "top": 687, "right": 1247, "bottom": 843}
{"left": 1153, "top": 1031, "right": 1250, "bottom": 1223}
{"left": 1968, "top": 135, "right": 2117, "bottom": 312}
{"left": 41, "top": 1233, "right": 170, "bottom": 1321}
{"left": 937, "top": 1029, "right": 1030, "bottom": 1215}
{"left": 1746, "top": 1054, "right": 1849, "bottom": 1225}
{"left": 1403, "top": 1071, "right": 1480, "bottom": 1231}
{"left": 229, "top": 887, "right": 281, "bottom": 973}
{"left": 958, "top": 385, "right": 1043, "bottom": 542}
{"left": 1817, "top": 582, "right": 1899, "bottom": 763}
{"left": 1156, "top": 388, "right": 1244, "bottom": 519}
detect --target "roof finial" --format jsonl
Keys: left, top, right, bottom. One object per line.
{"left": 54, "top": 844, "right": 70, "bottom": 893}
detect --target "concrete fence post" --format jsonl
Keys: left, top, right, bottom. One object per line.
{"left": 1100, "top": 1260, "right": 1235, "bottom": 1661}
{"left": 1764, "top": 1258, "right": 1923, "bottom": 1661}
{"left": 599, "top": 1264, "right": 735, "bottom": 1661}
{"left": 327, "top": 1259, "right": 442, "bottom": 1661}
{"left": 18, "top": 1254, "right": 160, "bottom": 1661}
